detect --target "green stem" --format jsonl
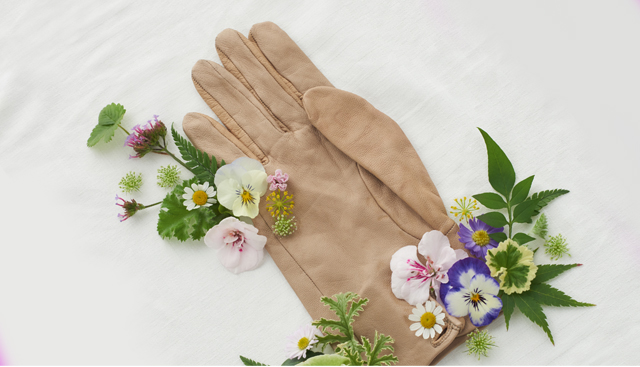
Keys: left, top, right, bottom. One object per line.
{"left": 507, "top": 202, "right": 513, "bottom": 238}
{"left": 154, "top": 145, "right": 196, "bottom": 175}
{"left": 118, "top": 124, "right": 130, "bottom": 135}
{"left": 142, "top": 201, "right": 162, "bottom": 209}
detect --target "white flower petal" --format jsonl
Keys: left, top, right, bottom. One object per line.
{"left": 202, "top": 182, "right": 209, "bottom": 190}
{"left": 184, "top": 187, "right": 194, "bottom": 195}
{"left": 206, "top": 186, "right": 215, "bottom": 196}
{"left": 207, "top": 198, "right": 217, "bottom": 204}
{"left": 418, "top": 230, "right": 450, "bottom": 261}
{"left": 423, "top": 329, "right": 430, "bottom": 339}
{"left": 443, "top": 288, "right": 470, "bottom": 317}
{"left": 436, "top": 313, "right": 446, "bottom": 322}
{"left": 469, "top": 294, "right": 503, "bottom": 327}
{"left": 216, "top": 179, "right": 241, "bottom": 210}
{"left": 409, "top": 322, "right": 421, "bottom": 331}
{"left": 434, "top": 305, "right": 443, "bottom": 315}
{"left": 408, "top": 314, "right": 420, "bottom": 322}
{"left": 434, "top": 324, "right": 443, "bottom": 334}
{"left": 242, "top": 170, "right": 268, "bottom": 196}
{"left": 469, "top": 273, "right": 500, "bottom": 296}
{"left": 416, "top": 303, "right": 425, "bottom": 314}
{"left": 191, "top": 183, "right": 199, "bottom": 191}
{"left": 234, "top": 157, "right": 265, "bottom": 173}
{"left": 425, "top": 301, "right": 435, "bottom": 313}
{"left": 430, "top": 328, "right": 436, "bottom": 339}
{"left": 202, "top": 203, "right": 212, "bottom": 207}
{"left": 415, "top": 327, "right": 424, "bottom": 337}
{"left": 182, "top": 193, "right": 192, "bottom": 200}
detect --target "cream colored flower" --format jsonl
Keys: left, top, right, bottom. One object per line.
{"left": 182, "top": 182, "right": 216, "bottom": 210}
{"left": 214, "top": 157, "right": 267, "bottom": 218}
{"left": 408, "top": 300, "right": 445, "bottom": 340}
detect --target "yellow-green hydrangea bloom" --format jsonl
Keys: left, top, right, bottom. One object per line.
{"left": 486, "top": 239, "right": 537, "bottom": 295}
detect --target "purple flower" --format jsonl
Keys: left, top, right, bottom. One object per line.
{"left": 115, "top": 195, "right": 144, "bottom": 222}
{"left": 124, "top": 115, "right": 167, "bottom": 158}
{"left": 267, "top": 169, "right": 289, "bottom": 191}
{"left": 458, "top": 218, "right": 503, "bottom": 260}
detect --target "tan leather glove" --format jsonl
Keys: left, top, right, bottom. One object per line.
{"left": 183, "top": 22, "right": 472, "bottom": 365}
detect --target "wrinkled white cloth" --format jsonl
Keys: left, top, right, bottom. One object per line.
{"left": 1, "top": 0, "right": 638, "bottom": 365}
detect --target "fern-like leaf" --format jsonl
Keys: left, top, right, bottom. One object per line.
{"left": 362, "top": 332, "right": 398, "bottom": 366}
{"left": 171, "top": 124, "right": 220, "bottom": 183}
{"left": 529, "top": 189, "right": 569, "bottom": 216}
{"left": 239, "top": 355, "right": 268, "bottom": 366}
{"left": 530, "top": 213, "right": 548, "bottom": 239}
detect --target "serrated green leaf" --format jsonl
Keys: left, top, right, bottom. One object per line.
{"left": 338, "top": 344, "right": 364, "bottom": 366}
{"left": 512, "top": 292, "right": 554, "bottom": 344}
{"left": 478, "top": 128, "right": 516, "bottom": 198}
{"left": 489, "top": 232, "right": 508, "bottom": 243}
{"left": 87, "top": 103, "right": 126, "bottom": 146}
{"left": 296, "top": 354, "right": 349, "bottom": 366}
{"left": 282, "top": 351, "right": 323, "bottom": 366}
{"left": 240, "top": 355, "right": 268, "bottom": 366}
{"left": 530, "top": 213, "right": 548, "bottom": 239}
{"left": 473, "top": 193, "right": 507, "bottom": 209}
{"left": 512, "top": 232, "right": 535, "bottom": 245}
{"left": 510, "top": 175, "right": 534, "bottom": 205}
{"left": 477, "top": 212, "right": 508, "bottom": 228}
{"left": 312, "top": 293, "right": 367, "bottom": 347}
{"left": 527, "top": 283, "right": 595, "bottom": 308}
{"left": 171, "top": 125, "right": 220, "bottom": 183}
{"left": 362, "top": 332, "right": 398, "bottom": 366}
{"left": 512, "top": 198, "right": 540, "bottom": 224}
{"left": 500, "top": 291, "right": 516, "bottom": 330}
{"left": 530, "top": 189, "right": 570, "bottom": 216}
{"left": 157, "top": 177, "right": 229, "bottom": 241}
{"left": 532, "top": 263, "right": 580, "bottom": 284}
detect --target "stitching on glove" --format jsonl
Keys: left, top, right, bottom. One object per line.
{"left": 356, "top": 164, "right": 421, "bottom": 241}
{"left": 430, "top": 316, "right": 460, "bottom": 348}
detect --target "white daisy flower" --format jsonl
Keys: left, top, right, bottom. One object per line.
{"left": 284, "top": 324, "right": 322, "bottom": 360}
{"left": 182, "top": 182, "right": 216, "bottom": 210}
{"left": 409, "top": 300, "right": 445, "bottom": 340}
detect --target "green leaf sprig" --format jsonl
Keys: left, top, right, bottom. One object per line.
{"left": 312, "top": 293, "right": 398, "bottom": 366}
{"left": 87, "top": 103, "right": 128, "bottom": 146}
{"left": 473, "top": 128, "right": 568, "bottom": 244}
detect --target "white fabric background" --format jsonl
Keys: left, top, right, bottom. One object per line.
{"left": 1, "top": 0, "right": 639, "bottom": 365}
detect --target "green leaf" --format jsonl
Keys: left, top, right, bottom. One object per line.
{"left": 478, "top": 128, "right": 516, "bottom": 198}
{"left": 513, "top": 293, "right": 554, "bottom": 345}
{"left": 313, "top": 293, "right": 367, "bottom": 347}
{"left": 157, "top": 177, "right": 230, "bottom": 241}
{"left": 489, "top": 232, "right": 508, "bottom": 243}
{"left": 473, "top": 193, "right": 507, "bottom": 209}
{"left": 530, "top": 189, "right": 570, "bottom": 216}
{"left": 512, "top": 198, "right": 540, "bottom": 224}
{"left": 362, "top": 332, "right": 398, "bottom": 366}
{"left": 171, "top": 124, "right": 220, "bottom": 183}
{"left": 510, "top": 175, "right": 534, "bottom": 205}
{"left": 530, "top": 213, "right": 548, "bottom": 239}
{"left": 296, "top": 354, "right": 350, "bottom": 366}
{"left": 337, "top": 344, "right": 364, "bottom": 366}
{"left": 476, "top": 212, "right": 508, "bottom": 228}
{"left": 512, "top": 232, "right": 535, "bottom": 245}
{"left": 87, "top": 103, "right": 126, "bottom": 146}
{"left": 527, "top": 283, "right": 595, "bottom": 307}
{"left": 240, "top": 355, "right": 268, "bottom": 366}
{"left": 500, "top": 291, "right": 516, "bottom": 330}
{"left": 282, "top": 351, "right": 323, "bottom": 366}
{"left": 486, "top": 240, "right": 537, "bottom": 294}
{"left": 532, "top": 263, "right": 581, "bottom": 284}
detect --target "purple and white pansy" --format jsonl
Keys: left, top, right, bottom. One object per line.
{"left": 439, "top": 257, "right": 503, "bottom": 327}
{"left": 458, "top": 218, "right": 503, "bottom": 260}
{"left": 391, "top": 230, "right": 468, "bottom": 305}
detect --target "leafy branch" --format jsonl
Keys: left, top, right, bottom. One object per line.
{"left": 87, "top": 103, "right": 127, "bottom": 146}
{"left": 171, "top": 124, "right": 221, "bottom": 184}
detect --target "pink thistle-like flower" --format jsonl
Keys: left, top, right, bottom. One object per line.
{"left": 204, "top": 217, "right": 267, "bottom": 274}
{"left": 267, "top": 169, "right": 289, "bottom": 191}
{"left": 390, "top": 231, "right": 468, "bottom": 305}
{"left": 124, "top": 115, "right": 167, "bottom": 158}
{"left": 115, "top": 195, "right": 144, "bottom": 222}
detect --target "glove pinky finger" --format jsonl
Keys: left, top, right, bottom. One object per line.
{"left": 182, "top": 112, "right": 258, "bottom": 165}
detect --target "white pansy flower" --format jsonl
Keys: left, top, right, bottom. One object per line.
{"left": 214, "top": 157, "right": 268, "bottom": 219}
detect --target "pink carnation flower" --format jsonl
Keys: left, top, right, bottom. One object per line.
{"left": 204, "top": 217, "right": 267, "bottom": 274}
{"left": 267, "top": 169, "right": 289, "bottom": 191}
{"left": 390, "top": 230, "right": 467, "bottom": 305}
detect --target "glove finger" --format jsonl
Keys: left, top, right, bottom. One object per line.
{"left": 249, "top": 21, "right": 333, "bottom": 94}
{"left": 216, "top": 29, "right": 309, "bottom": 131}
{"left": 192, "top": 59, "right": 285, "bottom": 160}
{"left": 182, "top": 112, "right": 258, "bottom": 164}
{"left": 304, "top": 86, "right": 462, "bottom": 247}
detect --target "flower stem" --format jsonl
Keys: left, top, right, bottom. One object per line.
{"left": 158, "top": 148, "right": 195, "bottom": 175}
{"left": 118, "top": 124, "right": 131, "bottom": 135}
{"left": 507, "top": 203, "right": 513, "bottom": 238}
{"left": 142, "top": 201, "right": 162, "bottom": 209}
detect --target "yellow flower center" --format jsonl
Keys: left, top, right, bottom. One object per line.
{"left": 470, "top": 292, "right": 481, "bottom": 302}
{"left": 472, "top": 230, "right": 490, "bottom": 246}
{"left": 297, "top": 337, "right": 310, "bottom": 350}
{"left": 241, "top": 189, "right": 254, "bottom": 205}
{"left": 420, "top": 312, "right": 436, "bottom": 329}
{"left": 192, "top": 190, "right": 208, "bottom": 205}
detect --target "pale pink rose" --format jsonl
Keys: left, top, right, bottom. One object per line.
{"left": 204, "top": 217, "right": 267, "bottom": 274}
{"left": 390, "top": 230, "right": 467, "bottom": 305}
{"left": 267, "top": 169, "right": 289, "bottom": 191}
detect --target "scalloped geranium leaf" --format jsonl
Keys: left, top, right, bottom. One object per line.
{"left": 532, "top": 263, "right": 581, "bottom": 284}
{"left": 296, "top": 354, "right": 350, "bottom": 366}
{"left": 486, "top": 239, "right": 538, "bottom": 295}
{"left": 510, "top": 175, "right": 534, "bottom": 205}
{"left": 157, "top": 177, "right": 229, "bottom": 241}
{"left": 512, "top": 198, "right": 540, "bottom": 224}
{"left": 478, "top": 128, "right": 516, "bottom": 198}
{"left": 473, "top": 192, "right": 507, "bottom": 209}
{"left": 87, "top": 103, "right": 126, "bottom": 146}
{"left": 527, "top": 283, "right": 595, "bottom": 307}
{"left": 477, "top": 211, "right": 508, "bottom": 228}
{"left": 513, "top": 292, "right": 554, "bottom": 345}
